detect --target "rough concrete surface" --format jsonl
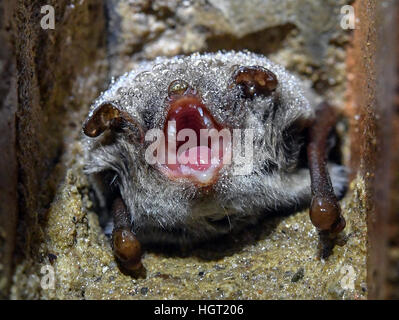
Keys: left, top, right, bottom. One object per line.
{"left": 7, "top": 0, "right": 372, "bottom": 299}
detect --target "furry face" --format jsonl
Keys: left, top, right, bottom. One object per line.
{"left": 82, "top": 51, "right": 347, "bottom": 251}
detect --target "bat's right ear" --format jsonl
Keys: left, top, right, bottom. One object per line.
{"left": 83, "top": 102, "right": 144, "bottom": 143}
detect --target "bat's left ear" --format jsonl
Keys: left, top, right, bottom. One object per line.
{"left": 83, "top": 102, "right": 144, "bottom": 144}
{"left": 231, "top": 65, "right": 278, "bottom": 99}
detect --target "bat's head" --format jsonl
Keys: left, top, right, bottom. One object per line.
{"left": 83, "top": 51, "right": 315, "bottom": 243}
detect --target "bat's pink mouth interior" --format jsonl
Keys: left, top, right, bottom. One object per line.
{"left": 159, "top": 96, "right": 230, "bottom": 186}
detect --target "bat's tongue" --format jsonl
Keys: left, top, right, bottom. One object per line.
{"left": 177, "top": 146, "right": 213, "bottom": 171}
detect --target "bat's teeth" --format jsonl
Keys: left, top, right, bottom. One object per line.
{"left": 203, "top": 113, "right": 214, "bottom": 129}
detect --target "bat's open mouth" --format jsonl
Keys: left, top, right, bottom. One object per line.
{"left": 159, "top": 95, "right": 231, "bottom": 186}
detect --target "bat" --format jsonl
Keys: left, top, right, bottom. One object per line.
{"left": 82, "top": 51, "right": 347, "bottom": 272}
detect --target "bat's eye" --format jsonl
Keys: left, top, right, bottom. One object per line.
{"left": 168, "top": 79, "right": 191, "bottom": 98}
{"left": 232, "top": 65, "right": 278, "bottom": 99}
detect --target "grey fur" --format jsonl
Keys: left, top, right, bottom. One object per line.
{"left": 83, "top": 51, "right": 347, "bottom": 246}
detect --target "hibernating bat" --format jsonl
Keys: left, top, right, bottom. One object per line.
{"left": 82, "top": 51, "right": 347, "bottom": 271}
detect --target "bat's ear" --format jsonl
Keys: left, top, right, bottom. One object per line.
{"left": 83, "top": 102, "right": 144, "bottom": 143}
{"left": 231, "top": 65, "right": 278, "bottom": 99}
